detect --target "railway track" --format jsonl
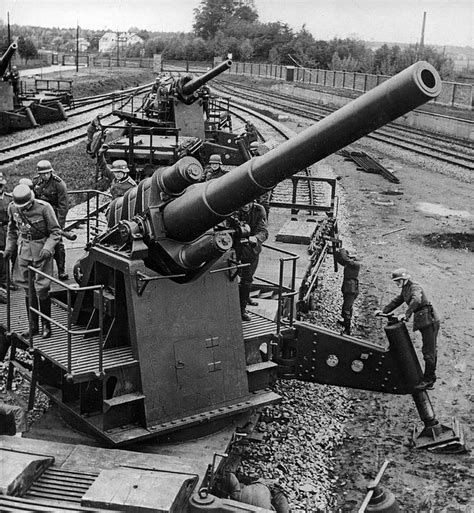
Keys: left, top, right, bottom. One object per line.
{"left": 214, "top": 79, "right": 474, "bottom": 171}
{"left": 0, "top": 86, "right": 151, "bottom": 165}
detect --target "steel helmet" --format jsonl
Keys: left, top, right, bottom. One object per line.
{"left": 249, "top": 141, "right": 259, "bottom": 150}
{"left": 19, "top": 177, "right": 34, "bottom": 189}
{"left": 0, "top": 172, "right": 6, "bottom": 185}
{"left": 112, "top": 160, "right": 129, "bottom": 173}
{"left": 391, "top": 268, "right": 411, "bottom": 281}
{"left": 37, "top": 160, "right": 54, "bottom": 174}
{"left": 12, "top": 184, "right": 34, "bottom": 208}
{"left": 209, "top": 154, "right": 222, "bottom": 165}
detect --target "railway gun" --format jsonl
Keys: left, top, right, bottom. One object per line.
{"left": 97, "top": 60, "right": 257, "bottom": 178}
{"left": 0, "top": 61, "right": 465, "bottom": 512}
{"left": 0, "top": 43, "right": 69, "bottom": 134}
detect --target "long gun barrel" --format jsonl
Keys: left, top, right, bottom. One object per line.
{"left": 0, "top": 42, "right": 18, "bottom": 77}
{"left": 181, "top": 60, "right": 232, "bottom": 96}
{"left": 163, "top": 61, "right": 441, "bottom": 242}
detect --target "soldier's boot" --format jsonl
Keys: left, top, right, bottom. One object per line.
{"left": 239, "top": 284, "right": 251, "bottom": 322}
{"left": 343, "top": 319, "right": 351, "bottom": 336}
{"left": 21, "top": 295, "right": 39, "bottom": 338}
{"left": 55, "top": 243, "right": 69, "bottom": 281}
{"left": 39, "top": 297, "right": 52, "bottom": 339}
{"left": 415, "top": 361, "right": 436, "bottom": 390}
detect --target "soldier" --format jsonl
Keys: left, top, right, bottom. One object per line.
{"left": 235, "top": 201, "right": 268, "bottom": 321}
{"left": 205, "top": 154, "right": 227, "bottom": 181}
{"left": 2, "top": 184, "right": 61, "bottom": 339}
{"left": 335, "top": 247, "right": 360, "bottom": 335}
{"left": 86, "top": 112, "right": 104, "bottom": 155}
{"left": 98, "top": 149, "right": 137, "bottom": 199}
{"left": 4, "top": 65, "right": 20, "bottom": 96}
{"left": 376, "top": 268, "right": 440, "bottom": 391}
{"left": 0, "top": 172, "right": 12, "bottom": 300}
{"left": 33, "top": 160, "right": 69, "bottom": 281}
{"left": 249, "top": 142, "right": 271, "bottom": 219}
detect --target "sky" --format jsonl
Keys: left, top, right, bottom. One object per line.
{"left": 1, "top": 0, "right": 472, "bottom": 48}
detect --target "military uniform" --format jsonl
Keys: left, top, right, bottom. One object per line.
{"left": 33, "top": 172, "right": 69, "bottom": 280}
{"left": 204, "top": 165, "right": 227, "bottom": 181}
{"left": 335, "top": 248, "right": 360, "bottom": 335}
{"left": 86, "top": 115, "right": 103, "bottom": 154}
{"left": 98, "top": 155, "right": 137, "bottom": 199}
{"left": 382, "top": 280, "right": 440, "bottom": 385}
{"left": 6, "top": 198, "right": 60, "bottom": 298}
{"left": 0, "top": 190, "right": 12, "bottom": 289}
{"left": 6, "top": 198, "right": 60, "bottom": 338}
{"left": 235, "top": 203, "right": 268, "bottom": 319}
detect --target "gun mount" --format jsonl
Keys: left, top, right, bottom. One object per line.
{"left": 0, "top": 42, "right": 67, "bottom": 134}
{"left": 108, "top": 59, "right": 251, "bottom": 171}
{"left": 0, "top": 42, "right": 17, "bottom": 76}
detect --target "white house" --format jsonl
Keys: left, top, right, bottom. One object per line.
{"left": 98, "top": 32, "right": 144, "bottom": 53}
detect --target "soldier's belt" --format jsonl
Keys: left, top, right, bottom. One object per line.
{"left": 21, "top": 234, "right": 46, "bottom": 241}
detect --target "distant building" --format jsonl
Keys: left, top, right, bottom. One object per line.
{"left": 98, "top": 32, "right": 144, "bottom": 53}
{"left": 77, "top": 38, "right": 90, "bottom": 53}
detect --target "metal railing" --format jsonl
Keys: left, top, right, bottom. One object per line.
{"left": 26, "top": 267, "right": 105, "bottom": 379}
{"left": 255, "top": 243, "right": 299, "bottom": 334}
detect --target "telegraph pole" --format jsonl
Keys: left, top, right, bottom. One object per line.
{"left": 116, "top": 30, "right": 120, "bottom": 67}
{"left": 76, "top": 23, "right": 79, "bottom": 73}
{"left": 419, "top": 11, "right": 426, "bottom": 58}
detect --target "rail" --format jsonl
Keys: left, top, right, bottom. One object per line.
{"left": 66, "top": 189, "right": 112, "bottom": 243}
{"left": 256, "top": 243, "right": 299, "bottom": 334}
{"left": 25, "top": 267, "right": 105, "bottom": 379}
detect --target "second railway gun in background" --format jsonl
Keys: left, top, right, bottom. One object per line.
{"left": 0, "top": 60, "right": 466, "bottom": 512}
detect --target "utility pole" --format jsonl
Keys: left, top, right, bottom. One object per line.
{"left": 419, "top": 11, "right": 426, "bottom": 59}
{"left": 116, "top": 30, "right": 120, "bottom": 67}
{"left": 76, "top": 23, "right": 79, "bottom": 73}
{"left": 7, "top": 12, "right": 11, "bottom": 72}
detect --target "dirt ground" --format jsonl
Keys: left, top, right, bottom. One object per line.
{"left": 325, "top": 142, "right": 474, "bottom": 511}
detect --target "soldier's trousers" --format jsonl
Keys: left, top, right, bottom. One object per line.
{"left": 0, "top": 244, "right": 6, "bottom": 287}
{"left": 14, "top": 255, "right": 54, "bottom": 300}
{"left": 419, "top": 321, "right": 440, "bottom": 381}
{"left": 342, "top": 292, "right": 358, "bottom": 323}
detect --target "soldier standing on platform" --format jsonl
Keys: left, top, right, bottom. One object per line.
{"left": 33, "top": 160, "right": 69, "bottom": 281}
{"left": 2, "top": 184, "right": 60, "bottom": 339}
{"left": 86, "top": 112, "right": 104, "bottom": 155}
{"left": 0, "top": 172, "right": 12, "bottom": 300}
{"left": 335, "top": 247, "right": 360, "bottom": 335}
{"left": 235, "top": 201, "right": 268, "bottom": 321}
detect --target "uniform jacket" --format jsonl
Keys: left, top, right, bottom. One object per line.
{"left": 205, "top": 165, "right": 227, "bottom": 181}
{"left": 383, "top": 280, "right": 440, "bottom": 331}
{"left": 33, "top": 174, "right": 69, "bottom": 227}
{"left": 236, "top": 203, "right": 268, "bottom": 261}
{"left": 98, "top": 155, "right": 137, "bottom": 199}
{"left": 87, "top": 116, "right": 102, "bottom": 141}
{"left": 336, "top": 248, "right": 360, "bottom": 294}
{"left": 0, "top": 192, "right": 12, "bottom": 248}
{"left": 6, "top": 199, "right": 61, "bottom": 261}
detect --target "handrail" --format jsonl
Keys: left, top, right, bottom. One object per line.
{"left": 26, "top": 266, "right": 105, "bottom": 378}
{"left": 256, "top": 243, "right": 299, "bottom": 335}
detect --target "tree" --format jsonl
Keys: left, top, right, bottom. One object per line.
{"left": 17, "top": 36, "right": 37, "bottom": 63}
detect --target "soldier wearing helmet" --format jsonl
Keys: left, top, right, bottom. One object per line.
{"left": 97, "top": 149, "right": 137, "bottom": 199}
{"left": 33, "top": 160, "right": 69, "bottom": 281}
{"left": 2, "top": 183, "right": 61, "bottom": 339}
{"left": 205, "top": 154, "right": 227, "bottom": 181}
{"left": 19, "top": 177, "right": 34, "bottom": 190}
{"left": 375, "top": 268, "right": 440, "bottom": 390}
{"left": 335, "top": 247, "right": 360, "bottom": 335}
{"left": 0, "top": 172, "right": 12, "bottom": 299}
